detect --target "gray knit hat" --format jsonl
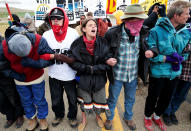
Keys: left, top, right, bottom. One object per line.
{"left": 8, "top": 34, "right": 31, "bottom": 57}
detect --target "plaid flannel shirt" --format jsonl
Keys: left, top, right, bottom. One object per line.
{"left": 179, "top": 43, "right": 191, "bottom": 82}
{"left": 113, "top": 27, "right": 140, "bottom": 82}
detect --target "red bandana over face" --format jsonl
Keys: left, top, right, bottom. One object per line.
{"left": 52, "top": 25, "right": 62, "bottom": 34}
{"left": 125, "top": 19, "right": 144, "bottom": 36}
{"left": 49, "top": 7, "right": 69, "bottom": 43}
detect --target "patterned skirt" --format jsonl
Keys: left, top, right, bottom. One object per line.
{"left": 77, "top": 87, "right": 111, "bottom": 117}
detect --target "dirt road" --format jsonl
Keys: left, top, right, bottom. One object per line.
{"left": 0, "top": 71, "right": 191, "bottom": 131}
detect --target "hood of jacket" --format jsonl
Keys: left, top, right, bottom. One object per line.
{"left": 5, "top": 26, "right": 28, "bottom": 42}
{"left": 49, "top": 7, "right": 69, "bottom": 42}
{"left": 155, "top": 17, "right": 190, "bottom": 34}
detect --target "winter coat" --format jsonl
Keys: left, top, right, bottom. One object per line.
{"left": 0, "top": 26, "right": 54, "bottom": 82}
{"left": 143, "top": 12, "right": 158, "bottom": 30}
{"left": 0, "top": 35, "right": 12, "bottom": 83}
{"left": 104, "top": 23, "right": 158, "bottom": 85}
{"left": 37, "top": 22, "right": 51, "bottom": 35}
{"left": 0, "top": 35, "right": 9, "bottom": 71}
{"left": 69, "top": 36, "right": 112, "bottom": 92}
{"left": 148, "top": 17, "right": 191, "bottom": 79}
{"left": 23, "top": 18, "right": 36, "bottom": 33}
{"left": 36, "top": 13, "right": 51, "bottom": 35}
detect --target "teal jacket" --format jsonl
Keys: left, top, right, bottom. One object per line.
{"left": 148, "top": 17, "right": 191, "bottom": 79}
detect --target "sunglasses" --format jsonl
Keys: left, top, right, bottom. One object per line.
{"left": 50, "top": 16, "right": 63, "bottom": 20}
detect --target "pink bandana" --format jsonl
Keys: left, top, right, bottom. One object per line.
{"left": 125, "top": 20, "right": 144, "bottom": 36}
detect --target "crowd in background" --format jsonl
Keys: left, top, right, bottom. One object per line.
{"left": 0, "top": 1, "right": 191, "bottom": 131}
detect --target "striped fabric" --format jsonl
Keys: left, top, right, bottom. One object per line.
{"left": 114, "top": 26, "right": 140, "bottom": 82}
{"left": 77, "top": 97, "right": 109, "bottom": 110}
{"left": 93, "top": 103, "right": 110, "bottom": 110}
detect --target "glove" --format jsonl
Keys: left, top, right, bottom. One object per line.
{"left": 172, "top": 63, "right": 180, "bottom": 71}
{"left": 171, "top": 54, "right": 183, "bottom": 71}
{"left": 54, "top": 54, "right": 74, "bottom": 63}
{"left": 172, "top": 52, "right": 184, "bottom": 61}
{"left": 166, "top": 52, "right": 179, "bottom": 63}
{"left": 177, "top": 55, "right": 183, "bottom": 63}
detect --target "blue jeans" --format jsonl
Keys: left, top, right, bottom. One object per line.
{"left": 16, "top": 80, "right": 48, "bottom": 119}
{"left": 164, "top": 79, "right": 191, "bottom": 116}
{"left": 107, "top": 79, "right": 137, "bottom": 120}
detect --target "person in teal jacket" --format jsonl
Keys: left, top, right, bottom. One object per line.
{"left": 148, "top": 18, "right": 190, "bottom": 79}
{"left": 144, "top": 1, "right": 191, "bottom": 131}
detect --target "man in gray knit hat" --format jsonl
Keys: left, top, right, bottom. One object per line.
{"left": 1, "top": 26, "right": 56, "bottom": 131}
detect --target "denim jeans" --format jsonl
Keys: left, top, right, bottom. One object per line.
{"left": 164, "top": 79, "right": 191, "bottom": 116}
{"left": 16, "top": 80, "right": 48, "bottom": 119}
{"left": 107, "top": 79, "right": 137, "bottom": 120}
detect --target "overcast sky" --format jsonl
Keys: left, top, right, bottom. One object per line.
{"left": 0, "top": 0, "right": 145, "bottom": 10}
{"left": 0, "top": 0, "right": 36, "bottom": 10}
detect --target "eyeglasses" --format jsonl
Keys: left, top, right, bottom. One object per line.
{"left": 50, "top": 16, "right": 63, "bottom": 20}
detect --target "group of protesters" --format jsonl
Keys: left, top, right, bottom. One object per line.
{"left": 0, "top": 1, "right": 191, "bottom": 131}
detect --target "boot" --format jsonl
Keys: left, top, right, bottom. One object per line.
{"left": 52, "top": 117, "right": 63, "bottom": 127}
{"left": 26, "top": 117, "right": 39, "bottom": 131}
{"left": 104, "top": 120, "right": 112, "bottom": 130}
{"left": 39, "top": 119, "right": 48, "bottom": 131}
{"left": 123, "top": 118, "right": 136, "bottom": 130}
{"left": 4, "top": 120, "right": 15, "bottom": 128}
{"left": 15, "top": 116, "right": 24, "bottom": 128}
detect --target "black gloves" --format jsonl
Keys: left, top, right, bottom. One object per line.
{"left": 54, "top": 54, "right": 74, "bottom": 64}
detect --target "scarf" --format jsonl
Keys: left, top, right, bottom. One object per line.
{"left": 49, "top": 7, "right": 69, "bottom": 43}
{"left": 125, "top": 20, "right": 144, "bottom": 36}
{"left": 124, "top": 27, "right": 135, "bottom": 43}
{"left": 83, "top": 35, "right": 96, "bottom": 55}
